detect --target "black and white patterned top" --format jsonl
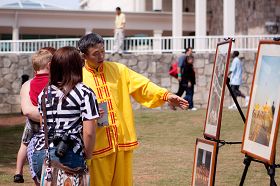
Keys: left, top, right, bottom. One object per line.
{"left": 33, "top": 83, "right": 99, "bottom": 156}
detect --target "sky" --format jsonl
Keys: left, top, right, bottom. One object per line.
{"left": 42, "top": 0, "right": 79, "bottom": 9}
{"left": 254, "top": 55, "right": 280, "bottom": 106}
{"left": 0, "top": 0, "right": 80, "bottom": 9}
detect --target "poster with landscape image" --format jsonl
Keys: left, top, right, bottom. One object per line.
{"left": 242, "top": 41, "right": 280, "bottom": 164}
{"left": 204, "top": 40, "right": 232, "bottom": 139}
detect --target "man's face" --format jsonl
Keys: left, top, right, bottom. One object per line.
{"left": 84, "top": 43, "right": 105, "bottom": 68}
{"left": 116, "top": 10, "right": 121, "bottom": 15}
{"left": 187, "top": 49, "right": 192, "bottom": 56}
{"left": 187, "top": 58, "right": 193, "bottom": 64}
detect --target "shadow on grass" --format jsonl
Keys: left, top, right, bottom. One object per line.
{"left": 0, "top": 125, "right": 23, "bottom": 166}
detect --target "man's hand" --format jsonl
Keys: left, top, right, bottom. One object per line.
{"left": 167, "top": 94, "right": 189, "bottom": 110}
{"left": 188, "top": 81, "right": 192, "bottom": 87}
{"left": 99, "top": 108, "right": 105, "bottom": 118}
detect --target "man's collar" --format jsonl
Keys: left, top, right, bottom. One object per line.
{"left": 85, "top": 62, "right": 104, "bottom": 73}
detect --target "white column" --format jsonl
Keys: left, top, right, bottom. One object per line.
{"left": 195, "top": 0, "right": 206, "bottom": 52}
{"left": 135, "top": 0, "right": 146, "bottom": 12}
{"left": 153, "top": 30, "right": 163, "bottom": 54}
{"left": 85, "top": 27, "right": 92, "bottom": 34}
{"left": 172, "top": 0, "right": 182, "bottom": 54}
{"left": 12, "top": 26, "right": 19, "bottom": 41}
{"left": 12, "top": 26, "right": 19, "bottom": 52}
{"left": 223, "top": 0, "right": 235, "bottom": 36}
{"left": 153, "top": 0, "right": 162, "bottom": 11}
{"left": 12, "top": 12, "right": 19, "bottom": 52}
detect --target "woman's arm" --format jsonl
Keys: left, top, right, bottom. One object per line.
{"left": 20, "top": 80, "right": 40, "bottom": 122}
{"left": 83, "top": 119, "right": 97, "bottom": 159}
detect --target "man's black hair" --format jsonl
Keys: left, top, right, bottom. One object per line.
{"left": 116, "top": 7, "right": 121, "bottom": 11}
{"left": 233, "top": 51, "right": 239, "bottom": 58}
{"left": 77, "top": 32, "right": 104, "bottom": 54}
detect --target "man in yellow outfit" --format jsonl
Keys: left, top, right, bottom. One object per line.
{"left": 78, "top": 33, "right": 189, "bottom": 186}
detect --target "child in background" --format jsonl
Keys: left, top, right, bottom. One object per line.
{"left": 14, "top": 48, "right": 55, "bottom": 184}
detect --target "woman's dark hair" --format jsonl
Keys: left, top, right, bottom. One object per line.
{"left": 78, "top": 33, "right": 104, "bottom": 54}
{"left": 50, "top": 46, "right": 83, "bottom": 96}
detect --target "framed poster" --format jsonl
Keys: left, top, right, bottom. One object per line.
{"left": 204, "top": 40, "right": 233, "bottom": 139}
{"left": 191, "top": 138, "right": 217, "bottom": 186}
{"left": 241, "top": 40, "right": 280, "bottom": 165}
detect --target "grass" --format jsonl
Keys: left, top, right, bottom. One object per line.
{"left": 133, "top": 109, "right": 280, "bottom": 185}
{"left": 0, "top": 125, "right": 34, "bottom": 186}
{"left": 0, "top": 110, "right": 279, "bottom": 185}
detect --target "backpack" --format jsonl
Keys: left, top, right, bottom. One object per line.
{"left": 169, "top": 61, "right": 178, "bottom": 78}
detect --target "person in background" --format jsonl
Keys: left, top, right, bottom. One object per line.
{"left": 14, "top": 48, "right": 55, "bottom": 184}
{"left": 176, "top": 56, "right": 197, "bottom": 111}
{"left": 112, "top": 7, "right": 126, "bottom": 56}
{"left": 228, "top": 51, "right": 249, "bottom": 109}
{"left": 21, "top": 74, "right": 29, "bottom": 86}
{"left": 272, "top": 101, "right": 275, "bottom": 116}
{"left": 173, "top": 47, "right": 193, "bottom": 110}
{"left": 177, "top": 47, "right": 193, "bottom": 82}
{"left": 78, "top": 32, "right": 189, "bottom": 186}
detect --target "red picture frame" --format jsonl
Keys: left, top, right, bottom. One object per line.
{"left": 203, "top": 40, "right": 233, "bottom": 140}
{"left": 191, "top": 138, "right": 217, "bottom": 186}
{"left": 241, "top": 40, "right": 280, "bottom": 165}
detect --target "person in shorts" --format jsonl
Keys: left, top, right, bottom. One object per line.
{"left": 228, "top": 51, "right": 249, "bottom": 109}
{"left": 14, "top": 48, "right": 55, "bottom": 184}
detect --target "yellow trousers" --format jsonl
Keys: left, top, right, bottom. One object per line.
{"left": 88, "top": 150, "right": 133, "bottom": 186}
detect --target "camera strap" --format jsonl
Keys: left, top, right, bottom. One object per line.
{"left": 42, "top": 86, "right": 49, "bottom": 151}
{"left": 42, "top": 86, "right": 53, "bottom": 181}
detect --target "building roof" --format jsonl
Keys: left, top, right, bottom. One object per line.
{"left": 0, "top": 0, "right": 66, "bottom": 10}
{"left": 0, "top": 8, "right": 195, "bottom": 32}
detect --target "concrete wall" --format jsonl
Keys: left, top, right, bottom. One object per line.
{"left": 0, "top": 52, "right": 256, "bottom": 113}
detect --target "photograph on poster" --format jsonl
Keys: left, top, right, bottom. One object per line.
{"left": 242, "top": 42, "right": 280, "bottom": 164}
{"left": 204, "top": 40, "right": 232, "bottom": 139}
{"left": 192, "top": 139, "right": 217, "bottom": 186}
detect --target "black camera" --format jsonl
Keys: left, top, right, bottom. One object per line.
{"left": 55, "top": 134, "right": 72, "bottom": 158}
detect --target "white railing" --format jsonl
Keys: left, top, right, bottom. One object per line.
{"left": 0, "top": 35, "right": 279, "bottom": 54}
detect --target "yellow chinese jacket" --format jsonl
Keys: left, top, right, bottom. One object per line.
{"left": 83, "top": 61, "right": 169, "bottom": 158}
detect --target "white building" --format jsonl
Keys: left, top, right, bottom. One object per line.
{"left": 2, "top": 0, "right": 274, "bottom": 53}
{"left": 0, "top": 0, "right": 199, "bottom": 40}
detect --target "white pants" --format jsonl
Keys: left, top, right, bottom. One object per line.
{"left": 113, "top": 28, "right": 124, "bottom": 54}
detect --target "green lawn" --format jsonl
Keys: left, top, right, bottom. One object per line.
{"left": 0, "top": 110, "right": 279, "bottom": 185}
{"left": 133, "top": 110, "right": 279, "bottom": 185}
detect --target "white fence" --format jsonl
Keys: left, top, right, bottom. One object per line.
{"left": 0, "top": 35, "right": 279, "bottom": 54}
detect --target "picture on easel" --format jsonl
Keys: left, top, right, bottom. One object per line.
{"left": 242, "top": 41, "right": 280, "bottom": 165}
{"left": 191, "top": 138, "right": 217, "bottom": 186}
{"left": 204, "top": 40, "right": 233, "bottom": 139}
